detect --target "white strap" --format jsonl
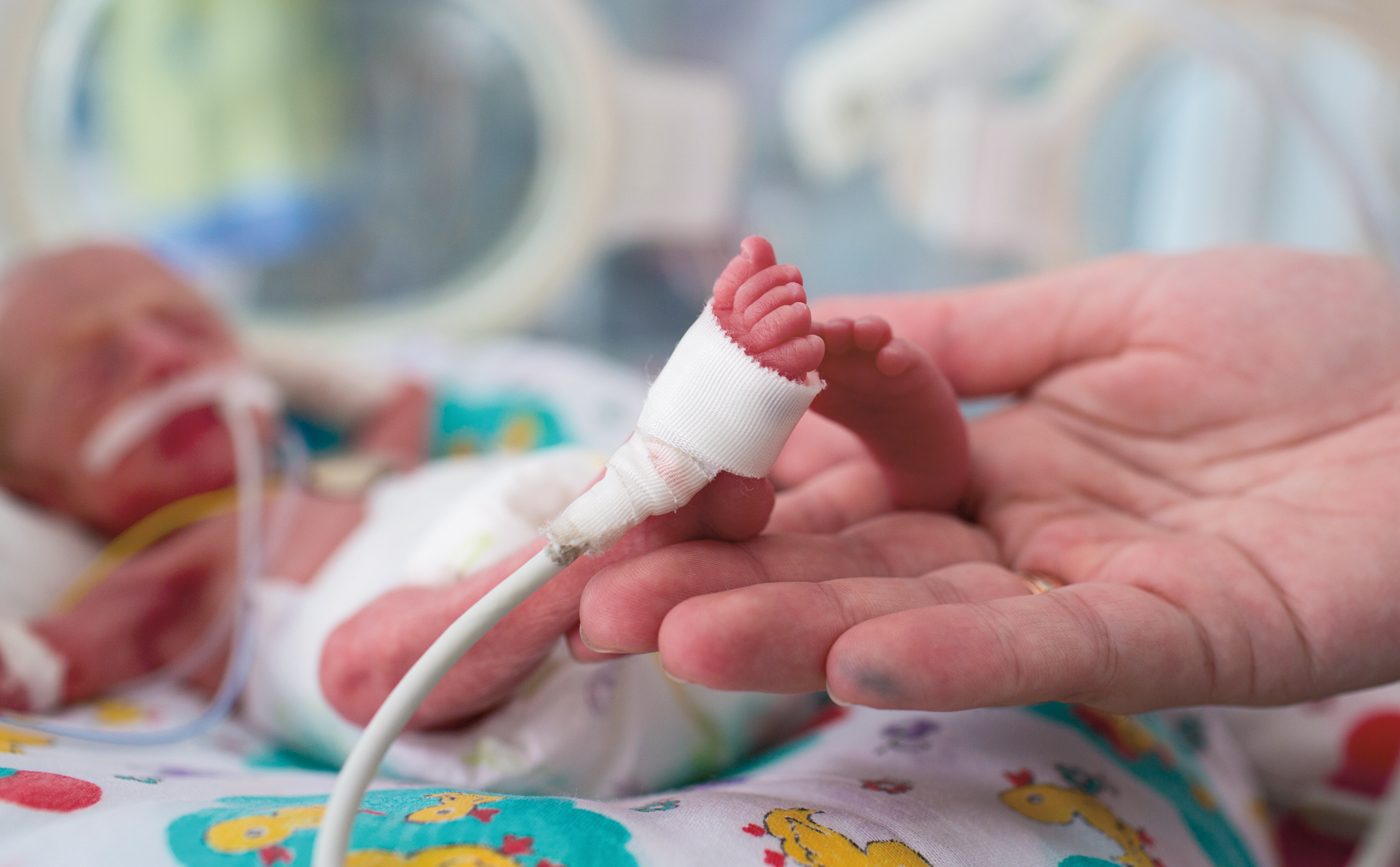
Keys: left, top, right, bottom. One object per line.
{"left": 546, "top": 303, "right": 822, "bottom": 559}
{"left": 0, "top": 620, "right": 66, "bottom": 713}
{"left": 637, "top": 302, "right": 822, "bottom": 477}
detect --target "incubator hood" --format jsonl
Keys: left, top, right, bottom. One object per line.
{"left": 0, "top": 0, "right": 742, "bottom": 340}
{"left": 782, "top": 0, "right": 1400, "bottom": 271}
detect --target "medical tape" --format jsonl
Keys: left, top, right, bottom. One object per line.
{"left": 546, "top": 302, "right": 822, "bottom": 560}
{"left": 0, "top": 621, "right": 66, "bottom": 713}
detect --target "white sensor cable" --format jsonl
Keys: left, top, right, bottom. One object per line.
{"left": 312, "top": 304, "right": 821, "bottom": 867}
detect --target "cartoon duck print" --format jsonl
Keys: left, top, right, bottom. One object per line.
{"left": 345, "top": 844, "right": 532, "bottom": 867}
{"left": 406, "top": 792, "right": 504, "bottom": 824}
{"left": 173, "top": 788, "right": 633, "bottom": 867}
{"left": 1000, "top": 770, "right": 1158, "bottom": 867}
{"left": 204, "top": 805, "right": 325, "bottom": 855}
{"left": 205, "top": 791, "right": 506, "bottom": 856}
{"left": 761, "top": 807, "right": 931, "bottom": 867}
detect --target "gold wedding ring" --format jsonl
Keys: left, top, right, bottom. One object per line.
{"left": 1017, "top": 570, "right": 1067, "bottom": 595}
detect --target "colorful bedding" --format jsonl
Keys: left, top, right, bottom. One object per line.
{"left": 0, "top": 689, "right": 1278, "bottom": 867}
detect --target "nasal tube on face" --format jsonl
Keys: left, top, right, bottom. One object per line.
{"left": 82, "top": 366, "right": 281, "bottom": 476}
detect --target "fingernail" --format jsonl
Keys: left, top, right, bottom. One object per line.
{"left": 826, "top": 687, "right": 856, "bottom": 708}
{"left": 661, "top": 661, "right": 694, "bottom": 685}
{"left": 578, "top": 627, "right": 621, "bottom": 656}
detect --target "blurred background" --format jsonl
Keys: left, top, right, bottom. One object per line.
{"left": 0, "top": 0, "right": 1398, "bottom": 370}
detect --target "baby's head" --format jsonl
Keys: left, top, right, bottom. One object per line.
{"left": 0, "top": 245, "right": 245, "bottom": 534}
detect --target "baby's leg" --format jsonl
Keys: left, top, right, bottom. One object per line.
{"left": 810, "top": 316, "right": 968, "bottom": 512}
{"left": 320, "top": 237, "right": 823, "bottom": 729}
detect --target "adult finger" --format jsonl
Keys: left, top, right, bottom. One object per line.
{"left": 578, "top": 511, "right": 995, "bottom": 655}
{"left": 656, "top": 564, "right": 1030, "bottom": 693}
{"left": 812, "top": 254, "right": 1163, "bottom": 397}
{"left": 819, "top": 579, "right": 1224, "bottom": 713}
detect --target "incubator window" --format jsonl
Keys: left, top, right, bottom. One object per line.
{"left": 32, "top": 0, "right": 541, "bottom": 317}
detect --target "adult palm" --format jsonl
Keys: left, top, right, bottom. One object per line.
{"left": 578, "top": 249, "right": 1400, "bottom": 713}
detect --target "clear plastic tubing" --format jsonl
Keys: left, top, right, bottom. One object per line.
{"left": 0, "top": 393, "right": 265, "bottom": 746}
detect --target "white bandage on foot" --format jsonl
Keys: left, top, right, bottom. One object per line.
{"left": 0, "top": 621, "right": 66, "bottom": 713}
{"left": 546, "top": 302, "right": 822, "bottom": 561}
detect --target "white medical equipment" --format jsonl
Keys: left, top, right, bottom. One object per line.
{"left": 783, "top": 0, "right": 1400, "bottom": 271}
{"left": 0, "top": 0, "right": 742, "bottom": 341}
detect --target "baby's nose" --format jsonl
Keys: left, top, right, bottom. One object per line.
{"left": 123, "top": 317, "right": 204, "bottom": 381}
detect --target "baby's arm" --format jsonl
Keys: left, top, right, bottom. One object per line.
{"left": 22, "top": 514, "right": 238, "bottom": 707}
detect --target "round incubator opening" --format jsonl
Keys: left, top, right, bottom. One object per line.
{"left": 3, "top": 0, "right": 617, "bottom": 337}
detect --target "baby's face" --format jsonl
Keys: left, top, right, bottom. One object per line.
{"left": 0, "top": 247, "right": 244, "bottom": 533}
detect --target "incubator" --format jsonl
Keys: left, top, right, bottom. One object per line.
{"left": 0, "top": 0, "right": 743, "bottom": 343}
{"left": 2, "top": 0, "right": 1397, "bottom": 343}
{"left": 1, "top": 0, "right": 1400, "bottom": 863}
{"left": 781, "top": 0, "right": 1400, "bottom": 271}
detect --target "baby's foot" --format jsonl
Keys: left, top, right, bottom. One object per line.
{"left": 710, "top": 237, "right": 824, "bottom": 381}
{"left": 321, "top": 238, "right": 827, "bottom": 729}
{"left": 811, "top": 316, "right": 968, "bottom": 511}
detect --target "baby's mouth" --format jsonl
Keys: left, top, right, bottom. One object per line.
{"left": 156, "top": 405, "right": 223, "bottom": 459}
{"left": 81, "top": 367, "right": 280, "bottom": 476}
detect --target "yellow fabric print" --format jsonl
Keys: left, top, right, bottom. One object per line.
{"left": 406, "top": 791, "right": 504, "bottom": 824}
{"left": 94, "top": 699, "right": 146, "bottom": 726}
{"left": 763, "top": 807, "right": 931, "bottom": 867}
{"left": 0, "top": 725, "right": 52, "bottom": 754}
{"left": 1000, "top": 776, "right": 1156, "bottom": 867}
{"left": 346, "top": 846, "right": 524, "bottom": 867}
{"left": 204, "top": 805, "right": 324, "bottom": 854}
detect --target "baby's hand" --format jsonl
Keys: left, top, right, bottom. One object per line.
{"left": 33, "top": 514, "right": 239, "bottom": 703}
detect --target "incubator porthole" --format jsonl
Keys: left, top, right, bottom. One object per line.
{"left": 9, "top": 0, "right": 617, "bottom": 338}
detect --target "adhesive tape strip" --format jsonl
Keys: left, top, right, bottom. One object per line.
{"left": 0, "top": 620, "right": 66, "bottom": 713}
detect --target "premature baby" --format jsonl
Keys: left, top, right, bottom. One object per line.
{"left": 0, "top": 243, "right": 1298, "bottom": 867}
{"left": 0, "top": 238, "right": 968, "bottom": 791}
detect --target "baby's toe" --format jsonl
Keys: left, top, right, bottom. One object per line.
{"left": 818, "top": 318, "right": 855, "bottom": 355}
{"left": 712, "top": 237, "right": 777, "bottom": 311}
{"left": 875, "top": 339, "right": 920, "bottom": 377}
{"left": 744, "top": 302, "right": 812, "bottom": 356}
{"left": 734, "top": 264, "right": 803, "bottom": 317}
{"left": 852, "top": 317, "right": 893, "bottom": 353}
{"left": 742, "top": 282, "right": 806, "bottom": 329}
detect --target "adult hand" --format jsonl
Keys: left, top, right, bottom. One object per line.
{"left": 577, "top": 248, "right": 1400, "bottom": 713}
